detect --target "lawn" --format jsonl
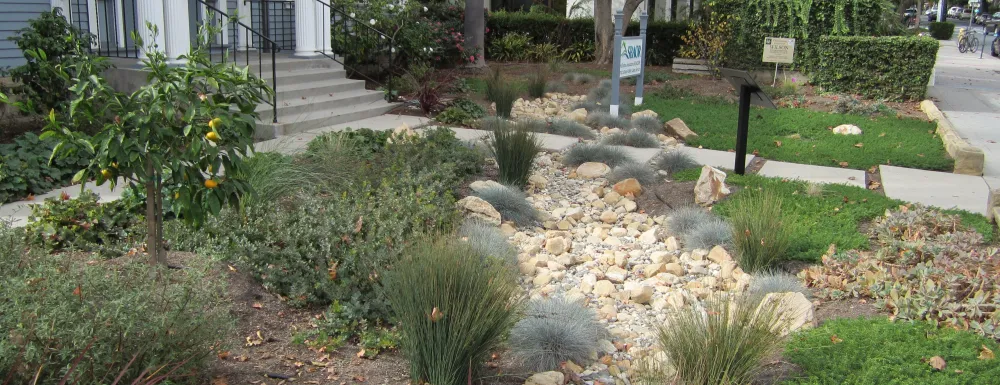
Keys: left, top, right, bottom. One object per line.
{"left": 645, "top": 96, "right": 953, "bottom": 171}
{"left": 674, "top": 169, "right": 993, "bottom": 261}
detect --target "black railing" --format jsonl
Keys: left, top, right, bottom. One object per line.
{"left": 314, "top": 0, "right": 396, "bottom": 101}
{"left": 248, "top": 0, "right": 297, "bottom": 50}
{"left": 194, "top": 0, "right": 280, "bottom": 123}
{"left": 68, "top": 0, "right": 140, "bottom": 58}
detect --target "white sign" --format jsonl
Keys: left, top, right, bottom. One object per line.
{"left": 762, "top": 37, "right": 795, "bottom": 64}
{"left": 619, "top": 37, "right": 644, "bottom": 78}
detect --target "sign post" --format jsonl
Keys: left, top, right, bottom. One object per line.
{"left": 610, "top": 9, "right": 648, "bottom": 116}
{"left": 762, "top": 37, "right": 795, "bottom": 86}
{"left": 719, "top": 69, "right": 777, "bottom": 175}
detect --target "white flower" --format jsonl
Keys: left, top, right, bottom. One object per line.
{"left": 350, "top": 12, "right": 355, "bottom": 18}
{"left": 370, "top": 18, "right": 376, "bottom": 25}
{"left": 423, "top": 6, "right": 428, "bottom": 11}
{"left": 391, "top": 47, "right": 396, "bottom": 53}
{"left": 388, "top": 4, "right": 394, "bottom": 9}
{"left": 381, "top": 35, "right": 385, "bottom": 39}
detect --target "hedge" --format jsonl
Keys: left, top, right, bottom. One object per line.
{"left": 929, "top": 22, "right": 956, "bottom": 40}
{"left": 485, "top": 12, "right": 688, "bottom": 65}
{"left": 812, "top": 36, "right": 938, "bottom": 101}
{"left": 712, "top": 0, "right": 900, "bottom": 70}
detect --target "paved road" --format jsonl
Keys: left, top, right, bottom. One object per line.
{"left": 927, "top": 36, "right": 1000, "bottom": 192}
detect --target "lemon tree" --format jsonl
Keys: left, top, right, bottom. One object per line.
{"left": 41, "top": 26, "right": 271, "bottom": 265}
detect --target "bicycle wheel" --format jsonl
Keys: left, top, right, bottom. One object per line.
{"left": 959, "top": 37, "right": 969, "bottom": 53}
{"left": 971, "top": 37, "right": 980, "bottom": 52}
{"left": 992, "top": 37, "right": 1000, "bottom": 57}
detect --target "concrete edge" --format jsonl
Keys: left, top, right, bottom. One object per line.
{"left": 920, "top": 99, "right": 984, "bottom": 176}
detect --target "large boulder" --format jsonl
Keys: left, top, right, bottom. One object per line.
{"left": 762, "top": 292, "right": 816, "bottom": 336}
{"left": 612, "top": 178, "right": 643, "bottom": 197}
{"left": 665, "top": 118, "right": 699, "bottom": 140}
{"left": 469, "top": 180, "right": 504, "bottom": 193}
{"left": 693, "top": 165, "right": 731, "bottom": 206}
{"left": 456, "top": 196, "right": 502, "bottom": 225}
{"left": 577, "top": 162, "right": 611, "bottom": 179}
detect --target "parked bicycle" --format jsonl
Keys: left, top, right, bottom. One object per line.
{"left": 958, "top": 29, "right": 981, "bottom": 53}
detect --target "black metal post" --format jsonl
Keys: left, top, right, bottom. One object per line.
{"left": 734, "top": 84, "right": 752, "bottom": 175}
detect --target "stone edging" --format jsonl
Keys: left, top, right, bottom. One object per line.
{"left": 920, "top": 99, "right": 984, "bottom": 176}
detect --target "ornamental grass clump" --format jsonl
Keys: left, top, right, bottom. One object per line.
{"left": 527, "top": 67, "right": 549, "bottom": 98}
{"left": 632, "top": 115, "right": 663, "bottom": 134}
{"left": 602, "top": 130, "right": 660, "bottom": 148}
{"left": 509, "top": 298, "right": 608, "bottom": 372}
{"left": 655, "top": 150, "right": 699, "bottom": 177}
{"left": 585, "top": 112, "right": 632, "bottom": 130}
{"left": 549, "top": 119, "right": 595, "bottom": 139}
{"left": 562, "top": 143, "right": 635, "bottom": 167}
{"left": 651, "top": 294, "right": 785, "bottom": 385}
{"left": 685, "top": 218, "right": 733, "bottom": 250}
{"left": 608, "top": 162, "right": 657, "bottom": 187}
{"left": 474, "top": 185, "right": 538, "bottom": 227}
{"left": 747, "top": 270, "right": 809, "bottom": 299}
{"left": 486, "top": 120, "right": 541, "bottom": 188}
{"left": 383, "top": 236, "right": 523, "bottom": 385}
{"left": 668, "top": 206, "right": 714, "bottom": 236}
{"left": 486, "top": 68, "right": 518, "bottom": 118}
{"left": 459, "top": 219, "right": 517, "bottom": 264}
{"left": 728, "top": 190, "right": 791, "bottom": 273}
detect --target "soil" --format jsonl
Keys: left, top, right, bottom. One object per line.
{"left": 634, "top": 180, "right": 698, "bottom": 217}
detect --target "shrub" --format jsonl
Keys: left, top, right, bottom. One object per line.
{"left": 436, "top": 98, "right": 488, "bottom": 126}
{"left": 563, "top": 72, "right": 597, "bottom": 85}
{"left": 608, "top": 162, "right": 658, "bottom": 187}
{"left": 509, "top": 298, "right": 607, "bottom": 372}
{"left": 929, "top": 21, "right": 956, "bottom": 40}
{"left": 632, "top": 115, "right": 663, "bottom": 134}
{"left": 833, "top": 95, "right": 895, "bottom": 117}
{"left": 784, "top": 317, "right": 1000, "bottom": 384}
{"left": 487, "top": 70, "right": 520, "bottom": 118}
{"left": 235, "top": 152, "right": 325, "bottom": 211}
{"left": 527, "top": 66, "right": 549, "bottom": 98}
{"left": 489, "top": 32, "right": 532, "bottom": 62}
{"left": 459, "top": 219, "right": 517, "bottom": 264}
{"left": 562, "top": 143, "right": 635, "bottom": 167}
{"left": 25, "top": 190, "right": 142, "bottom": 253}
{"left": 602, "top": 130, "right": 660, "bottom": 148}
{"left": 727, "top": 191, "right": 791, "bottom": 273}
{"left": 585, "top": 112, "right": 632, "bottom": 130}
{"left": 668, "top": 206, "right": 714, "bottom": 237}
{"left": 486, "top": 12, "right": 688, "bottom": 65}
{"left": 685, "top": 218, "right": 733, "bottom": 250}
{"left": 747, "top": 270, "right": 809, "bottom": 299}
{"left": 655, "top": 150, "right": 699, "bottom": 177}
{"left": 528, "top": 42, "right": 561, "bottom": 63}
{"left": 383, "top": 236, "right": 522, "bottom": 385}
{"left": 487, "top": 120, "right": 541, "bottom": 188}
{"left": 0, "top": 132, "right": 90, "bottom": 204}
{"left": 801, "top": 206, "right": 1000, "bottom": 339}
{"left": 0, "top": 224, "right": 232, "bottom": 384}
{"left": 679, "top": 12, "right": 736, "bottom": 76}
{"left": 474, "top": 185, "right": 538, "bottom": 227}
{"left": 587, "top": 84, "right": 611, "bottom": 102}
{"left": 545, "top": 81, "right": 568, "bottom": 94}
{"left": 813, "top": 36, "right": 939, "bottom": 101}
{"left": 549, "top": 119, "right": 595, "bottom": 139}
{"left": 651, "top": 294, "right": 785, "bottom": 385}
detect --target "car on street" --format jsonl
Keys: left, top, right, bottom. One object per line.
{"left": 960, "top": 8, "right": 973, "bottom": 19}
{"left": 926, "top": 6, "right": 938, "bottom": 15}
{"left": 976, "top": 12, "right": 992, "bottom": 25}
{"left": 948, "top": 6, "right": 963, "bottom": 17}
{"left": 928, "top": 9, "right": 948, "bottom": 21}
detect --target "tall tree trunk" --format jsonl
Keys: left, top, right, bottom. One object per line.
{"left": 145, "top": 162, "right": 166, "bottom": 266}
{"left": 465, "top": 0, "right": 486, "bottom": 67}
{"left": 594, "top": 0, "right": 644, "bottom": 65}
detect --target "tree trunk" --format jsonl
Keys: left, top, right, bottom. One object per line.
{"left": 144, "top": 162, "right": 166, "bottom": 266}
{"left": 465, "top": 0, "right": 486, "bottom": 67}
{"left": 594, "top": 0, "right": 644, "bottom": 65}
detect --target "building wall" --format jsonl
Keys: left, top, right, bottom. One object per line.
{"left": 0, "top": 0, "right": 52, "bottom": 68}
{"left": 566, "top": 0, "right": 698, "bottom": 21}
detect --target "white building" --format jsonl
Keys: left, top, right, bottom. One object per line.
{"left": 565, "top": 0, "right": 702, "bottom": 21}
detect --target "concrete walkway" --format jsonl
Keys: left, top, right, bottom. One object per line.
{"left": 759, "top": 161, "right": 866, "bottom": 188}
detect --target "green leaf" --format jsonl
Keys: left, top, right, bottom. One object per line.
{"left": 72, "top": 169, "right": 86, "bottom": 183}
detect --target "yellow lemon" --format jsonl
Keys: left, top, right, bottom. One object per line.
{"left": 208, "top": 118, "right": 223, "bottom": 130}
{"left": 205, "top": 131, "right": 220, "bottom": 142}
{"left": 174, "top": 192, "right": 180, "bottom": 199}
{"left": 204, "top": 179, "right": 219, "bottom": 189}
{"left": 111, "top": 162, "right": 119, "bottom": 169}
{"left": 100, "top": 169, "right": 111, "bottom": 179}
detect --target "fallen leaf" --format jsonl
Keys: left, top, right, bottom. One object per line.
{"left": 917, "top": 153, "right": 924, "bottom": 157}
{"left": 227, "top": 265, "right": 237, "bottom": 272}
{"left": 868, "top": 166, "right": 877, "bottom": 173}
{"left": 854, "top": 143, "right": 863, "bottom": 148}
{"left": 218, "top": 351, "right": 230, "bottom": 360}
{"left": 210, "top": 377, "right": 229, "bottom": 385}
{"left": 356, "top": 349, "right": 366, "bottom": 358}
{"left": 428, "top": 307, "right": 444, "bottom": 322}
{"left": 774, "top": 140, "right": 782, "bottom": 147}
{"left": 73, "top": 285, "right": 82, "bottom": 298}
{"left": 879, "top": 132, "right": 886, "bottom": 137}
{"left": 235, "top": 355, "right": 249, "bottom": 362}
{"left": 294, "top": 361, "right": 305, "bottom": 368}
{"left": 245, "top": 331, "right": 264, "bottom": 347}
{"left": 353, "top": 376, "right": 366, "bottom": 382}
{"left": 838, "top": 161, "right": 849, "bottom": 168}
{"left": 354, "top": 216, "right": 363, "bottom": 233}
{"left": 830, "top": 334, "right": 843, "bottom": 344}
{"left": 980, "top": 345, "right": 995, "bottom": 360}
{"left": 311, "top": 361, "right": 329, "bottom": 367}
{"left": 26, "top": 194, "right": 35, "bottom": 201}
{"left": 929, "top": 356, "right": 946, "bottom": 371}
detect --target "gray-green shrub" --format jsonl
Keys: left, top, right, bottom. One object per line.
{"left": 728, "top": 190, "right": 791, "bottom": 273}
{"left": 608, "top": 162, "right": 658, "bottom": 187}
{"left": 487, "top": 120, "right": 541, "bottom": 188}
{"left": 668, "top": 206, "right": 714, "bottom": 237}
{"left": 602, "top": 130, "right": 660, "bottom": 148}
{"left": 651, "top": 294, "right": 785, "bottom": 385}
{"left": 655, "top": 150, "right": 699, "bottom": 177}
{"left": 545, "top": 81, "right": 568, "bottom": 94}
{"left": 383, "top": 236, "right": 522, "bottom": 385}
{"left": 509, "top": 298, "right": 607, "bottom": 372}
{"left": 747, "top": 270, "right": 809, "bottom": 299}
{"left": 562, "top": 72, "right": 596, "bottom": 85}
{"left": 236, "top": 152, "right": 325, "bottom": 211}
{"left": 549, "top": 119, "right": 595, "bottom": 139}
{"left": 632, "top": 115, "right": 663, "bottom": 134}
{"left": 587, "top": 84, "right": 611, "bottom": 102}
{"left": 474, "top": 185, "right": 538, "bottom": 227}
{"left": 685, "top": 218, "right": 733, "bottom": 250}
{"left": 0, "top": 224, "right": 232, "bottom": 384}
{"left": 459, "top": 219, "right": 517, "bottom": 264}
{"left": 562, "top": 143, "right": 635, "bottom": 167}
{"left": 585, "top": 112, "right": 632, "bottom": 130}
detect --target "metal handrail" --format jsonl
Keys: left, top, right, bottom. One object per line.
{"left": 195, "top": 0, "right": 280, "bottom": 123}
{"left": 314, "top": 0, "right": 396, "bottom": 101}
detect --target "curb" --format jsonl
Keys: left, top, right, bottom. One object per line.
{"left": 920, "top": 100, "right": 985, "bottom": 176}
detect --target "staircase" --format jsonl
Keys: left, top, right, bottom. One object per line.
{"left": 241, "top": 53, "right": 398, "bottom": 140}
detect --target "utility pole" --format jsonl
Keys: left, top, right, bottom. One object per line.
{"left": 939, "top": 0, "right": 946, "bottom": 22}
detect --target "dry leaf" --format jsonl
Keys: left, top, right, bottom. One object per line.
{"left": 228, "top": 265, "right": 237, "bottom": 272}
{"left": 929, "top": 356, "right": 946, "bottom": 371}
{"left": 879, "top": 132, "right": 886, "bottom": 137}
{"left": 235, "top": 355, "right": 249, "bottom": 362}
{"left": 774, "top": 140, "right": 782, "bottom": 147}
{"left": 356, "top": 349, "right": 366, "bottom": 358}
{"left": 428, "top": 307, "right": 444, "bottom": 322}
{"left": 830, "top": 334, "right": 843, "bottom": 344}
{"left": 854, "top": 143, "right": 863, "bottom": 148}
{"left": 26, "top": 194, "right": 35, "bottom": 201}
{"left": 245, "top": 331, "right": 264, "bottom": 347}
{"left": 252, "top": 302, "right": 263, "bottom": 309}
{"left": 218, "top": 351, "right": 231, "bottom": 360}
{"left": 210, "top": 377, "right": 229, "bottom": 385}
{"left": 73, "top": 286, "right": 82, "bottom": 297}
{"left": 353, "top": 376, "right": 366, "bottom": 382}
{"left": 980, "top": 345, "right": 995, "bottom": 360}
{"left": 838, "top": 161, "right": 849, "bottom": 168}
{"left": 354, "top": 216, "right": 364, "bottom": 233}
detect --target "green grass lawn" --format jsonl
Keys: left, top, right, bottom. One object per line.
{"left": 784, "top": 317, "right": 1000, "bottom": 385}
{"left": 646, "top": 96, "right": 953, "bottom": 172}
{"left": 674, "top": 169, "right": 993, "bottom": 261}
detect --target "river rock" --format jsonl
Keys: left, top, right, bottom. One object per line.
{"left": 665, "top": 118, "right": 699, "bottom": 140}
{"left": 832, "top": 124, "right": 862, "bottom": 135}
{"left": 577, "top": 162, "right": 611, "bottom": 179}
{"left": 694, "top": 165, "right": 731, "bottom": 206}
{"left": 612, "top": 178, "right": 643, "bottom": 197}
{"left": 525, "top": 371, "right": 564, "bottom": 385}
{"left": 456, "top": 196, "right": 501, "bottom": 225}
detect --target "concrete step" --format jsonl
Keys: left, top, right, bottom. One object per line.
{"left": 259, "top": 67, "right": 347, "bottom": 86}
{"left": 257, "top": 89, "right": 386, "bottom": 121}
{"left": 220, "top": 54, "right": 342, "bottom": 72}
{"left": 274, "top": 77, "right": 367, "bottom": 101}
{"left": 256, "top": 101, "right": 398, "bottom": 139}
